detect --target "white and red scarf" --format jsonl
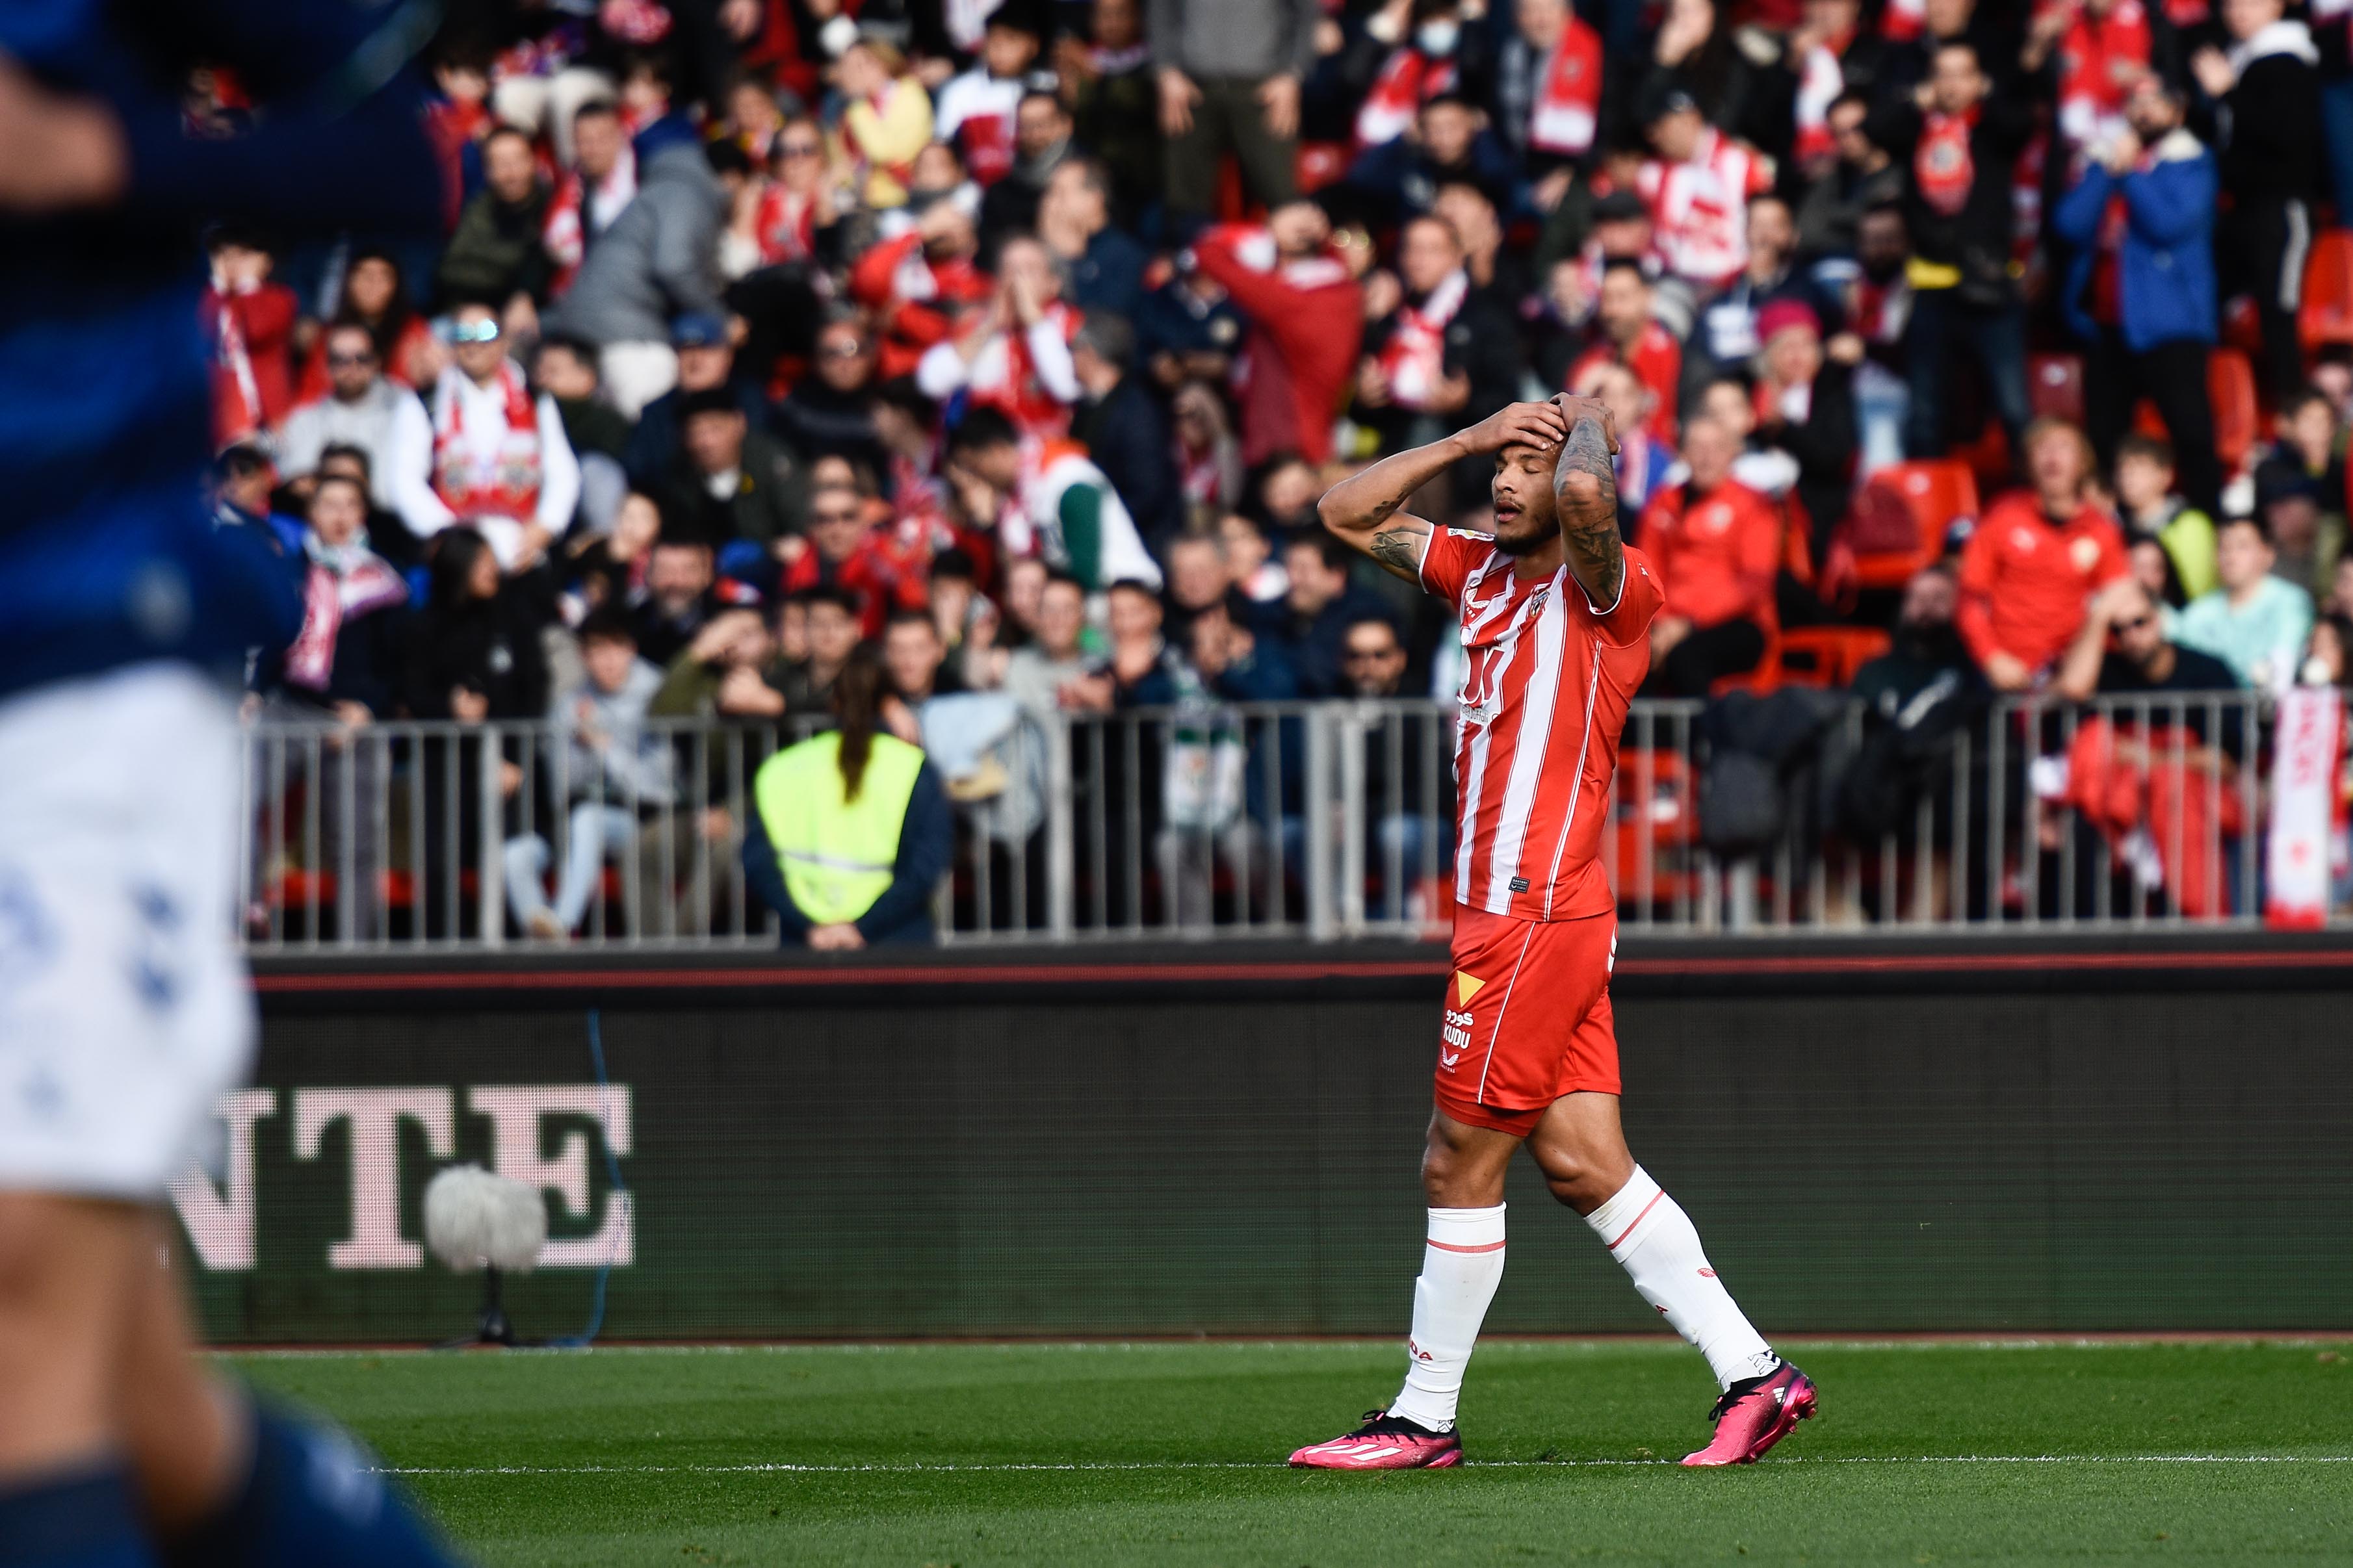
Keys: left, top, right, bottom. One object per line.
{"left": 753, "top": 183, "right": 820, "bottom": 265}
{"left": 543, "top": 146, "right": 638, "bottom": 295}
{"left": 1377, "top": 270, "right": 1468, "bottom": 410}
{"left": 1792, "top": 39, "right": 1847, "bottom": 166}
{"left": 1528, "top": 19, "right": 1603, "bottom": 159}
{"left": 1914, "top": 107, "right": 1978, "bottom": 217}
{"left": 1356, "top": 47, "right": 1457, "bottom": 148}
{"left": 283, "top": 533, "right": 408, "bottom": 693}
{"left": 432, "top": 361, "right": 544, "bottom": 523}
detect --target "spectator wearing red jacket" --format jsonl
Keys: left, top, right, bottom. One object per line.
{"left": 1957, "top": 418, "right": 2131, "bottom": 689}
{"left": 203, "top": 232, "right": 299, "bottom": 446}
{"left": 849, "top": 203, "right": 994, "bottom": 382}
{"left": 1640, "top": 413, "right": 1783, "bottom": 695}
{"left": 1189, "top": 200, "right": 1364, "bottom": 467}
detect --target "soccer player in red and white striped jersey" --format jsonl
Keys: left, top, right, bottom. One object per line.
{"left": 1288, "top": 396, "right": 1817, "bottom": 1471}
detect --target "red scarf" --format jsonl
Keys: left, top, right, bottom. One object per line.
{"left": 1375, "top": 271, "right": 1468, "bottom": 410}
{"left": 1528, "top": 20, "right": 1602, "bottom": 158}
{"left": 1356, "top": 47, "right": 1457, "bottom": 148}
{"left": 432, "top": 362, "right": 544, "bottom": 523}
{"left": 1914, "top": 106, "right": 1978, "bottom": 217}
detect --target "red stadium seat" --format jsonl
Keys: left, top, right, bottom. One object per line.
{"left": 1777, "top": 626, "right": 1892, "bottom": 688}
{"left": 1850, "top": 460, "right": 1978, "bottom": 590}
{"left": 2300, "top": 226, "right": 2353, "bottom": 351}
{"left": 2027, "top": 353, "right": 2085, "bottom": 424}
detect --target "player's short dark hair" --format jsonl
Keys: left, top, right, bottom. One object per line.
{"left": 798, "top": 583, "right": 861, "bottom": 617}
{"left": 1421, "top": 92, "right": 1475, "bottom": 118}
{"left": 578, "top": 606, "right": 638, "bottom": 647}
{"left": 677, "top": 386, "right": 743, "bottom": 420}
{"left": 2115, "top": 432, "right": 2175, "bottom": 471}
{"left": 1073, "top": 312, "right": 1136, "bottom": 371}
{"left": 1342, "top": 611, "right": 1404, "bottom": 645}
{"left": 1018, "top": 87, "right": 1065, "bottom": 118}
{"left": 317, "top": 442, "right": 373, "bottom": 482}
{"left": 573, "top": 97, "right": 620, "bottom": 126}
{"left": 932, "top": 546, "right": 978, "bottom": 582}
{"left": 1043, "top": 567, "right": 1087, "bottom": 595}
{"left": 883, "top": 607, "right": 939, "bottom": 636}
{"left": 948, "top": 405, "right": 1022, "bottom": 456}
{"left": 483, "top": 122, "right": 534, "bottom": 153}
{"left": 1106, "top": 576, "right": 1161, "bottom": 600}
{"left": 2220, "top": 511, "right": 2272, "bottom": 543}
{"left": 1600, "top": 256, "right": 1649, "bottom": 283}
{"left": 536, "top": 333, "right": 599, "bottom": 372}
{"left": 2281, "top": 384, "right": 2336, "bottom": 423}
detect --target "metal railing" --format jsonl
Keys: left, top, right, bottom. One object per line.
{"left": 233, "top": 690, "right": 2328, "bottom": 951}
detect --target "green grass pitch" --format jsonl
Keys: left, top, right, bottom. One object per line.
{"left": 231, "top": 1340, "right": 2353, "bottom": 1566}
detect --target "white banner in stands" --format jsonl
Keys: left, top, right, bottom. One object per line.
{"left": 2265, "top": 686, "right": 2343, "bottom": 929}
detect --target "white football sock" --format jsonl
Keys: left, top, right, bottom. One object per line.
{"left": 1386, "top": 1203, "right": 1507, "bottom": 1432}
{"left": 1585, "top": 1167, "right": 1777, "bottom": 1392}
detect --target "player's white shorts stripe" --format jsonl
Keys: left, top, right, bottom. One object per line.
{"left": 1453, "top": 700, "right": 1492, "bottom": 908}
{"left": 1474, "top": 921, "right": 1540, "bottom": 1103}
{"left": 1484, "top": 583, "right": 1566, "bottom": 911}
{"left": 1542, "top": 645, "right": 1605, "bottom": 919}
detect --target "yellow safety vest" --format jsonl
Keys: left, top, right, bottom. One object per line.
{"left": 753, "top": 732, "right": 925, "bottom": 926}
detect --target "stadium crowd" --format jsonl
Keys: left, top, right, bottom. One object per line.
{"left": 216, "top": 0, "right": 2353, "bottom": 935}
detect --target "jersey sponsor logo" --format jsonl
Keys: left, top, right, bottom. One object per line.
{"left": 1509, "top": 876, "right": 1529, "bottom": 892}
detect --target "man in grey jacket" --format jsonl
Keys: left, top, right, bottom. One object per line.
{"left": 546, "top": 117, "right": 731, "bottom": 419}
{"left": 502, "top": 608, "right": 676, "bottom": 938}
{"left": 1150, "top": 0, "right": 1318, "bottom": 226}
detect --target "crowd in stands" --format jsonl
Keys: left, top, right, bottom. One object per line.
{"left": 214, "top": 0, "right": 2353, "bottom": 934}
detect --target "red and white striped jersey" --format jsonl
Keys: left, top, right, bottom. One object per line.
{"left": 1420, "top": 530, "right": 1665, "bottom": 922}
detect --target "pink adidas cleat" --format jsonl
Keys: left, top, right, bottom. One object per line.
{"left": 1290, "top": 1409, "right": 1464, "bottom": 1469}
{"left": 1681, "top": 1361, "right": 1817, "bottom": 1467}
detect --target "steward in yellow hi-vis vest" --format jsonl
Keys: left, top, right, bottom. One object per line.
{"left": 742, "top": 649, "right": 952, "bottom": 949}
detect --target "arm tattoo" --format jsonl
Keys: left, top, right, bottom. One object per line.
{"left": 1369, "top": 515, "right": 1432, "bottom": 580}
{"left": 1553, "top": 416, "right": 1624, "bottom": 606}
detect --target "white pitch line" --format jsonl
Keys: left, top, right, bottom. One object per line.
{"left": 380, "top": 1455, "right": 2353, "bottom": 1476}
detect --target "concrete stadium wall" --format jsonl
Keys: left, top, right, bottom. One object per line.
{"left": 191, "top": 940, "right": 2353, "bottom": 1343}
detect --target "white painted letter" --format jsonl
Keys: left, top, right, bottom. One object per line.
{"left": 168, "top": 1089, "right": 277, "bottom": 1271}
{"left": 469, "top": 1085, "right": 634, "bottom": 1267}
{"left": 292, "top": 1088, "right": 455, "bottom": 1268}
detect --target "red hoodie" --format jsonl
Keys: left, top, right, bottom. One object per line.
{"left": 1190, "top": 225, "right": 1363, "bottom": 468}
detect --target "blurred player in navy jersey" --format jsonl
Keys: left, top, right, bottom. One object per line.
{"left": 0, "top": 5, "right": 471, "bottom": 1565}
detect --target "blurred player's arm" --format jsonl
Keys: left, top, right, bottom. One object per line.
{"left": 1320, "top": 401, "right": 1570, "bottom": 584}
{"left": 0, "top": 0, "right": 441, "bottom": 229}
{"left": 1550, "top": 394, "right": 1625, "bottom": 609}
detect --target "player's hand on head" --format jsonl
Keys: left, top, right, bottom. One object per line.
{"left": 1550, "top": 393, "right": 1620, "bottom": 456}
{"left": 1464, "top": 400, "right": 1570, "bottom": 455}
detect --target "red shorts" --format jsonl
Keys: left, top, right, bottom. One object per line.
{"left": 1431, "top": 903, "right": 1620, "bottom": 1137}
